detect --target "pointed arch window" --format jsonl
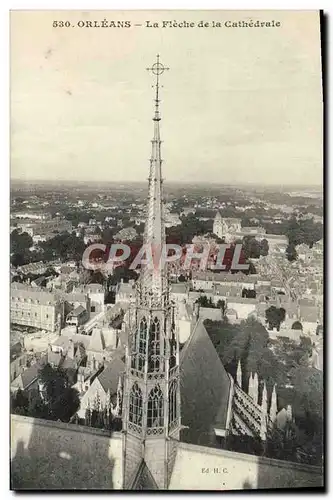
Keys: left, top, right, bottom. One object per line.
{"left": 138, "top": 317, "right": 147, "bottom": 354}
{"left": 129, "top": 382, "right": 143, "bottom": 426}
{"left": 169, "top": 379, "right": 177, "bottom": 425}
{"left": 147, "top": 384, "right": 164, "bottom": 427}
{"left": 148, "top": 316, "right": 161, "bottom": 372}
{"left": 132, "top": 317, "right": 147, "bottom": 372}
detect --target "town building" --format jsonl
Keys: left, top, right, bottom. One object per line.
{"left": 11, "top": 283, "right": 63, "bottom": 332}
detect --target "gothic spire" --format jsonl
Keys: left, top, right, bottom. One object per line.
{"left": 139, "top": 55, "right": 170, "bottom": 299}
{"left": 252, "top": 372, "right": 259, "bottom": 405}
{"left": 236, "top": 359, "right": 242, "bottom": 388}
{"left": 261, "top": 381, "right": 268, "bottom": 414}
{"left": 270, "top": 384, "right": 278, "bottom": 422}
{"left": 248, "top": 372, "right": 254, "bottom": 399}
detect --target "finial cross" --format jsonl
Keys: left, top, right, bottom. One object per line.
{"left": 146, "top": 54, "right": 169, "bottom": 81}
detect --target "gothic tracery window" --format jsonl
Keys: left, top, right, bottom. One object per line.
{"left": 129, "top": 382, "right": 143, "bottom": 426}
{"left": 138, "top": 317, "right": 147, "bottom": 354}
{"left": 132, "top": 317, "right": 147, "bottom": 371}
{"left": 168, "top": 379, "right": 177, "bottom": 424}
{"left": 148, "top": 316, "right": 161, "bottom": 372}
{"left": 147, "top": 384, "right": 164, "bottom": 427}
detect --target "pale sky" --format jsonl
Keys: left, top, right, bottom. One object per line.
{"left": 10, "top": 10, "right": 323, "bottom": 185}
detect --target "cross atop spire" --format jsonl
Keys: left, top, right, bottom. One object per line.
{"left": 146, "top": 55, "right": 170, "bottom": 121}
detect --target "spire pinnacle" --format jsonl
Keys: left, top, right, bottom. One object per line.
{"left": 140, "top": 57, "right": 170, "bottom": 298}
{"left": 146, "top": 54, "right": 170, "bottom": 121}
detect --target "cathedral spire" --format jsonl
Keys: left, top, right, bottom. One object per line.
{"left": 139, "top": 55, "right": 170, "bottom": 299}
{"left": 123, "top": 58, "right": 181, "bottom": 490}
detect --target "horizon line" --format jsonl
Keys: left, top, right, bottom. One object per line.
{"left": 10, "top": 178, "right": 323, "bottom": 189}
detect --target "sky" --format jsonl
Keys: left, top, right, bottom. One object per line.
{"left": 10, "top": 10, "right": 323, "bottom": 186}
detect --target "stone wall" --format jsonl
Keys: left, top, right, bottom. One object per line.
{"left": 169, "top": 442, "right": 323, "bottom": 490}
{"left": 11, "top": 414, "right": 123, "bottom": 490}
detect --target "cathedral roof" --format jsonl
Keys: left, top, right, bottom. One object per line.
{"left": 97, "top": 358, "right": 125, "bottom": 395}
{"left": 179, "top": 320, "right": 232, "bottom": 447}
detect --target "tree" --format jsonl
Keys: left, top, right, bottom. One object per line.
{"left": 217, "top": 299, "right": 226, "bottom": 315}
{"left": 260, "top": 239, "right": 269, "bottom": 257}
{"left": 265, "top": 306, "right": 286, "bottom": 331}
{"left": 286, "top": 243, "right": 298, "bottom": 262}
{"left": 292, "top": 321, "right": 303, "bottom": 330}
{"left": 289, "top": 366, "right": 323, "bottom": 440}
{"left": 11, "top": 230, "right": 33, "bottom": 254}
{"left": 38, "top": 364, "right": 80, "bottom": 422}
{"left": 11, "top": 388, "right": 29, "bottom": 415}
{"left": 196, "top": 296, "right": 214, "bottom": 308}
{"left": 108, "top": 266, "right": 138, "bottom": 286}
{"left": 40, "top": 232, "right": 85, "bottom": 262}
{"left": 242, "top": 288, "right": 256, "bottom": 299}
{"left": 242, "top": 236, "right": 261, "bottom": 259}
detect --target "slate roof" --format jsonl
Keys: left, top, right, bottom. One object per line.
{"left": 97, "top": 358, "right": 125, "bottom": 395}
{"left": 180, "top": 320, "right": 232, "bottom": 447}
{"left": 11, "top": 283, "right": 59, "bottom": 305}
{"left": 70, "top": 305, "right": 86, "bottom": 317}
{"left": 12, "top": 363, "right": 39, "bottom": 390}
{"left": 21, "top": 364, "right": 40, "bottom": 387}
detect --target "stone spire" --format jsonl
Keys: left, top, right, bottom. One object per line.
{"left": 252, "top": 372, "right": 259, "bottom": 405}
{"left": 248, "top": 373, "right": 254, "bottom": 399}
{"left": 260, "top": 412, "right": 267, "bottom": 442}
{"left": 261, "top": 381, "right": 268, "bottom": 415}
{"left": 270, "top": 384, "right": 278, "bottom": 423}
{"left": 138, "top": 55, "right": 170, "bottom": 302}
{"left": 122, "top": 56, "right": 181, "bottom": 490}
{"left": 236, "top": 359, "right": 242, "bottom": 388}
